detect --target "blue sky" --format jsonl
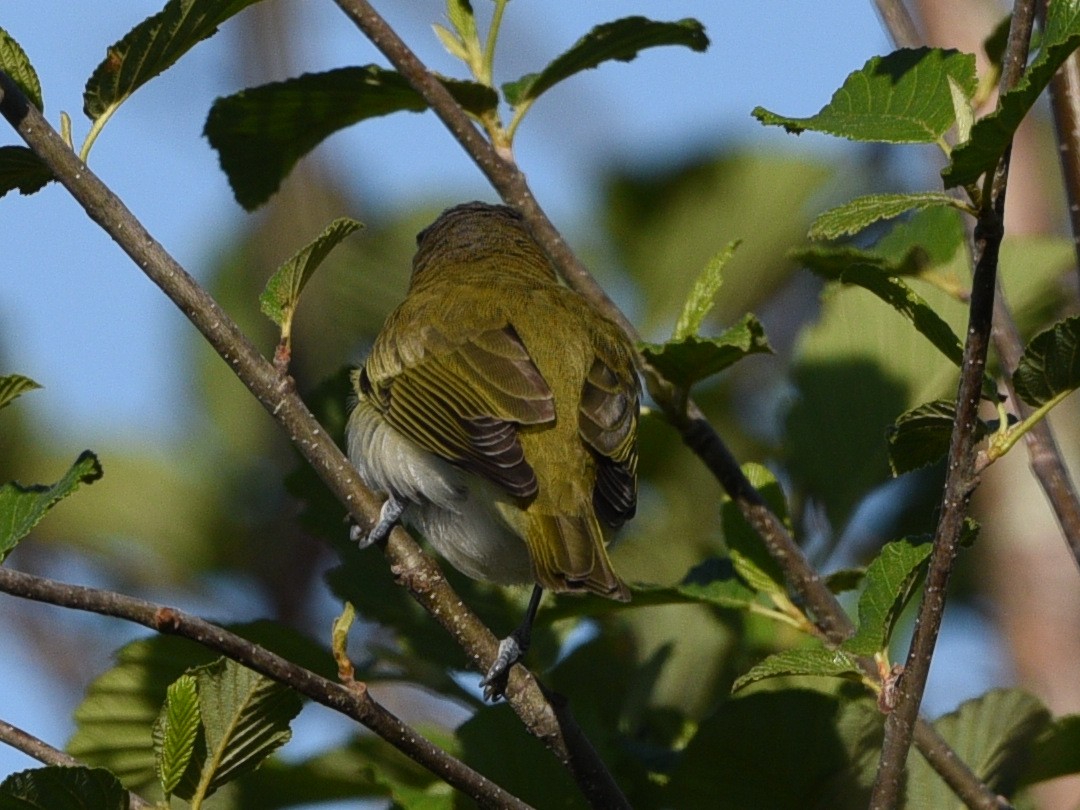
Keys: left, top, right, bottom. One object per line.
{"left": 4, "top": 0, "right": 1010, "bottom": 794}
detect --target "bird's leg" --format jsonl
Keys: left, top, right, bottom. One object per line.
{"left": 350, "top": 494, "right": 406, "bottom": 548}
{"left": 481, "top": 584, "right": 544, "bottom": 701}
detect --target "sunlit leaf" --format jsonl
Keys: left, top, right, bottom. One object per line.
{"left": 0, "top": 373, "right": 41, "bottom": 410}
{"left": 0, "top": 26, "right": 43, "bottom": 111}
{"left": 808, "top": 192, "right": 969, "bottom": 240}
{"left": 672, "top": 240, "right": 741, "bottom": 340}
{"left": 753, "top": 48, "right": 977, "bottom": 143}
{"left": 640, "top": 313, "right": 772, "bottom": 390}
{"left": 731, "top": 647, "right": 863, "bottom": 693}
{"left": 152, "top": 675, "right": 200, "bottom": 797}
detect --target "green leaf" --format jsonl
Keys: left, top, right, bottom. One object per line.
{"left": 639, "top": 313, "right": 772, "bottom": 390}
{"left": 152, "top": 674, "right": 200, "bottom": 797}
{"left": 83, "top": 0, "right": 264, "bottom": 122}
{"left": 0, "top": 27, "right": 43, "bottom": 111}
{"left": 808, "top": 192, "right": 970, "bottom": 241}
{"left": 825, "top": 568, "right": 866, "bottom": 594}
{"left": 0, "top": 451, "right": 102, "bottom": 562}
{"left": 173, "top": 658, "right": 302, "bottom": 802}
{"left": 260, "top": 218, "right": 363, "bottom": 331}
{"left": 842, "top": 535, "right": 933, "bottom": 656}
{"left": 672, "top": 240, "right": 741, "bottom": 340}
{"left": 732, "top": 647, "right": 864, "bottom": 693}
{"left": 0, "top": 146, "right": 52, "bottom": 198}
{"left": 907, "top": 689, "right": 1051, "bottom": 807}
{"left": 794, "top": 246, "right": 965, "bottom": 367}
{"left": 944, "top": 0, "right": 1080, "bottom": 187}
{"left": 0, "top": 767, "right": 128, "bottom": 810}
{"left": 1012, "top": 315, "right": 1080, "bottom": 407}
{"left": 753, "top": 48, "right": 977, "bottom": 143}
{"left": 0, "top": 374, "right": 41, "bottom": 410}
{"left": 1020, "top": 713, "right": 1080, "bottom": 786}
{"left": 720, "top": 463, "right": 790, "bottom": 598}
{"left": 502, "top": 16, "right": 709, "bottom": 107}
{"left": 886, "top": 399, "right": 990, "bottom": 475}
{"left": 205, "top": 66, "right": 498, "bottom": 210}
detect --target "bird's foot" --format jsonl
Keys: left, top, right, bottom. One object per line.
{"left": 480, "top": 632, "right": 526, "bottom": 701}
{"left": 350, "top": 495, "right": 406, "bottom": 548}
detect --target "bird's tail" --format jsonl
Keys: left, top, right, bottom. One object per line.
{"left": 524, "top": 512, "right": 630, "bottom": 601}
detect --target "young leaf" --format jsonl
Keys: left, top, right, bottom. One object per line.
{"left": 731, "top": 647, "right": 863, "bottom": 693}
{"left": 0, "top": 373, "right": 41, "bottom": 409}
{"left": 0, "top": 26, "right": 44, "bottom": 111}
{"left": 0, "top": 766, "right": 128, "bottom": 810}
{"left": 672, "top": 240, "right": 741, "bottom": 340}
{"left": 907, "top": 689, "right": 1051, "bottom": 807}
{"left": 173, "top": 658, "right": 302, "bottom": 802}
{"left": 794, "top": 246, "right": 964, "bottom": 367}
{"left": 753, "top": 48, "right": 977, "bottom": 143}
{"left": 153, "top": 674, "right": 201, "bottom": 798}
{"left": 1012, "top": 315, "right": 1080, "bottom": 407}
{"left": 886, "top": 398, "right": 990, "bottom": 475}
{"left": 0, "top": 451, "right": 103, "bottom": 562}
{"left": 83, "top": 0, "right": 264, "bottom": 122}
{"left": 639, "top": 313, "right": 771, "bottom": 391}
{"left": 808, "top": 192, "right": 970, "bottom": 241}
{"left": 0, "top": 145, "right": 53, "bottom": 198}
{"left": 502, "top": 16, "right": 708, "bottom": 108}
{"left": 944, "top": 0, "right": 1080, "bottom": 188}
{"left": 720, "top": 463, "right": 790, "bottom": 598}
{"left": 260, "top": 218, "right": 363, "bottom": 335}
{"left": 842, "top": 535, "right": 933, "bottom": 656}
{"left": 205, "top": 66, "right": 498, "bottom": 210}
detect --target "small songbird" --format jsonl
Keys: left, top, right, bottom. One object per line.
{"left": 346, "top": 202, "right": 640, "bottom": 697}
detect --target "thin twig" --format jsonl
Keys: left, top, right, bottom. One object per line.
{"left": 0, "top": 567, "right": 531, "bottom": 810}
{"left": 0, "top": 72, "right": 618, "bottom": 809}
{"left": 0, "top": 719, "right": 155, "bottom": 810}
{"left": 1046, "top": 42, "right": 1080, "bottom": 281}
{"left": 871, "top": 0, "right": 922, "bottom": 48}
{"left": 869, "top": 1, "right": 1039, "bottom": 806}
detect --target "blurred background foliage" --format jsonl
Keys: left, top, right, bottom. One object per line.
{"left": 5, "top": 0, "right": 1080, "bottom": 808}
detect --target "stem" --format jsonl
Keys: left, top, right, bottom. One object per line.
{"left": 481, "top": 0, "right": 508, "bottom": 86}
{"left": 871, "top": 0, "right": 922, "bottom": 48}
{"left": 869, "top": 1, "right": 1038, "bottom": 806}
{"left": 0, "top": 71, "right": 610, "bottom": 809}
{"left": 1045, "top": 27, "right": 1080, "bottom": 284}
{"left": 0, "top": 566, "right": 531, "bottom": 810}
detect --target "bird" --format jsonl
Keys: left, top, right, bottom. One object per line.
{"left": 346, "top": 201, "right": 639, "bottom": 698}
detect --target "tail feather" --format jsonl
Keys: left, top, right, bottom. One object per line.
{"left": 525, "top": 512, "right": 630, "bottom": 601}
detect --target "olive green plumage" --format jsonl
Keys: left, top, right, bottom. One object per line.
{"left": 347, "top": 202, "right": 639, "bottom": 601}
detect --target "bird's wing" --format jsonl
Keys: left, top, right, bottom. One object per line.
{"left": 361, "top": 323, "right": 555, "bottom": 498}
{"left": 578, "top": 355, "right": 639, "bottom": 527}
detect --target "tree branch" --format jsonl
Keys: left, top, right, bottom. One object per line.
{"left": 0, "top": 719, "right": 154, "bottom": 810}
{"left": 870, "top": 0, "right": 1039, "bottom": 806}
{"left": 0, "top": 72, "right": 625, "bottom": 810}
{"left": 0, "top": 567, "right": 531, "bottom": 809}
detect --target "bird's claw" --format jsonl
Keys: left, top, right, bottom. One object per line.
{"left": 480, "top": 634, "right": 525, "bottom": 701}
{"left": 351, "top": 495, "right": 406, "bottom": 548}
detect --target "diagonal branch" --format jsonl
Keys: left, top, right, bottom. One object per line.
{"left": 0, "top": 566, "right": 531, "bottom": 810}
{"left": 0, "top": 72, "right": 625, "bottom": 810}
{"left": 331, "top": 2, "right": 1004, "bottom": 807}
{"left": 869, "top": 0, "right": 1040, "bottom": 806}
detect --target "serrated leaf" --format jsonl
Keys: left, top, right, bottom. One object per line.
{"left": 753, "top": 48, "right": 977, "bottom": 143}
{"left": 83, "top": 0, "right": 264, "bottom": 122}
{"left": 795, "top": 246, "right": 965, "bottom": 367}
{"left": 433, "top": 24, "right": 469, "bottom": 62}
{"left": 0, "top": 145, "right": 52, "bottom": 199}
{"left": 731, "top": 647, "right": 864, "bottom": 693}
{"left": 0, "top": 374, "right": 41, "bottom": 410}
{"left": 173, "top": 658, "right": 301, "bottom": 802}
{"left": 1013, "top": 315, "right": 1080, "bottom": 407}
{"left": 0, "top": 27, "right": 43, "bottom": 111}
{"left": 0, "top": 767, "right": 128, "bottom": 810}
{"left": 842, "top": 536, "right": 933, "bottom": 656}
{"left": 808, "top": 192, "right": 970, "bottom": 240}
{"left": 0, "top": 451, "right": 102, "bottom": 562}
{"left": 502, "top": 16, "right": 708, "bottom": 108}
{"left": 205, "top": 66, "right": 498, "bottom": 210}
{"left": 944, "top": 0, "right": 1080, "bottom": 187}
{"left": 672, "top": 240, "right": 741, "bottom": 340}
{"left": 1020, "top": 713, "right": 1080, "bottom": 786}
{"left": 908, "top": 689, "right": 1051, "bottom": 807}
{"left": 152, "top": 675, "right": 200, "bottom": 797}
{"left": 445, "top": 0, "right": 479, "bottom": 55}
{"left": 640, "top": 313, "right": 772, "bottom": 390}
{"left": 719, "top": 463, "right": 791, "bottom": 598}
{"left": 260, "top": 218, "right": 362, "bottom": 331}
{"left": 886, "top": 398, "right": 990, "bottom": 475}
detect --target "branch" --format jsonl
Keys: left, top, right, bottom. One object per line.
{"left": 0, "top": 719, "right": 154, "bottom": 810}
{"left": 0, "top": 567, "right": 531, "bottom": 810}
{"left": 870, "top": 1, "right": 1039, "bottom": 806}
{"left": 0, "top": 72, "right": 623, "bottom": 809}
{"left": 871, "top": 0, "right": 922, "bottom": 48}
{"left": 1045, "top": 21, "right": 1080, "bottom": 284}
